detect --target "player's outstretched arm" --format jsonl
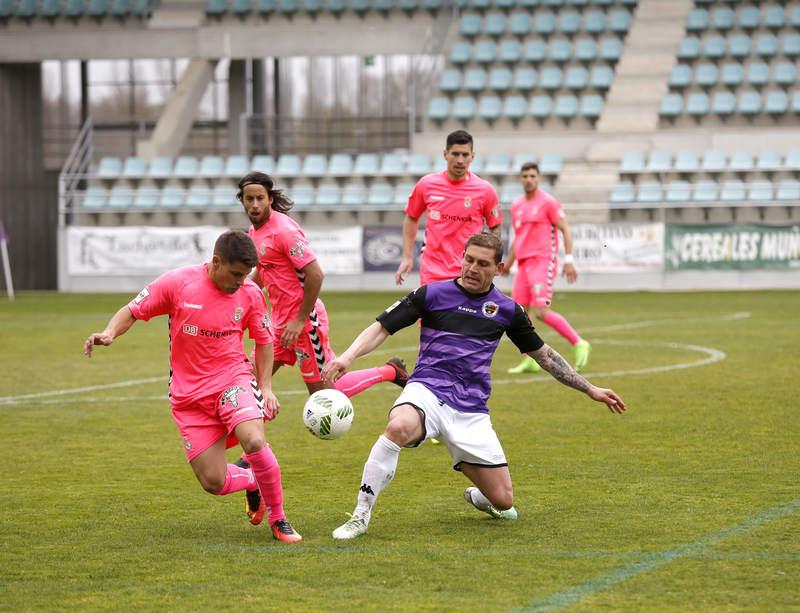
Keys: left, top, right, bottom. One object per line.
{"left": 529, "top": 344, "right": 626, "bottom": 414}
{"left": 83, "top": 306, "right": 137, "bottom": 357}
{"left": 321, "top": 322, "right": 390, "bottom": 383}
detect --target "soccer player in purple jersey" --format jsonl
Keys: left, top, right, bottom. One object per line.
{"left": 322, "top": 232, "right": 626, "bottom": 539}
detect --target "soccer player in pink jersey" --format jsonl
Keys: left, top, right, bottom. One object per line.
{"left": 503, "top": 162, "right": 591, "bottom": 374}
{"left": 395, "top": 130, "right": 502, "bottom": 286}
{"left": 83, "top": 231, "right": 302, "bottom": 543}
{"left": 237, "top": 171, "right": 408, "bottom": 397}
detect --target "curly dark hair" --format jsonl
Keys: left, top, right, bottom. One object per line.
{"left": 236, "top": 171, "right": 294, "bottom": 213}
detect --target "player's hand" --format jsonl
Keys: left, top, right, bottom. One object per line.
{"left": 562, "top": 263, "right": 577, "bottom": 283}
{"left": 262, "top": 389, "right": 280, "bottom": 420}
{"left": 280, "top": 318, "right": 304, "bottom": 349}
{"left": 321, "top": 358, "right": 350, "bottom": 384}
{"left": 84, "top": 332, "right": 113, "bottom": 357}
{"left": 395, "top": 258, "right": 413, "bottom": 285}
{"left": 588, "top": 386, "right": 626, "bottom": 414}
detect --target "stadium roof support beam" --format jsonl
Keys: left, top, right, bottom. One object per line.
{"left": 136, "top": 58, "right": 216, "bottom": 160}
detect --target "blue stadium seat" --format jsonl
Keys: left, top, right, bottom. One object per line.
{"left": 712, "top": 91, "right": 736, "bottom": 116}
{"left": 351, "top": 154, "right": 376, "bottom": 175}
{"left": 324, "top": 0, "right": 346, "bottom": 13}
{"left": 250, "top": 154, "right": 275, "bottom": 174}
{"left": 160, "top": 186, "right": 184, "bottom": 208}
{"left": 173, "top": 156, "right": 198, "bottom": 178}
{"left": 428, "top": 97, "right": 451, "bottom": 121}
{"left": 599, "top": 38, "right": 622, "bottom": 62}
{"left": 647, "top": 151, "right": 671, "bottom": 173}
{"left": 503, "top": 96, "right": 528, "bottom": 122}
{"left": 394, "top": 182, "right": 414, "bottom": 206}
{"left": 702, "top": 35, "right": 726, "bottom": 59}
{"left": 469, "top": 154, "right": 484, "bottom": 174}
{"left": 659, "top": 93, "right": 683, "bottom": 118}
{"left": 485, "top": 12, "right": 506, "bottom": 37}
{"left": 530, "top": 95, "right": 553, "bottom": 119}
{"left": 108, "top": 186, "right": 134, "bottom": 208}
{"left": 583, "top": 9, "right": 604, "bottom": 35}
{"left": 41, "top": 0, "right": 62, "bottom": 18}
{"left": 316, "top": 183, "right": 341, "bottom": 207}
{"left": 565, "top": 66, "right": 588, "bottom": 90}
{"left": 548, "top": 39, "right": 572, "bottom": 63}
{"left": 439, "top": 68, "right": 461, "bottom": 92}
{"left": 774, "top": 62, "right": 797, "bottom": 87}
{"left": 148, "top": 156, "right": 172, "bottom": 179}
{"left": 756, "top": 149, "right": 782, "bottom": 171}
{"left": 728, "top": 34, "right": 752, "bottom": 59}
{"left": 669, "top": 65, "right": 692, "bottom": 89}
{"left": 580, "top": 94, "right": 603, "bottom": 119}
{"left": 380, "top": 153, "right": 405, "bottom": 176}
{"left": 232, "top": 0, "right": 253, "bottom": 16}
{"left": 513, "top": 67, "right": 537, "bottom": 91}
{"left": 620, "top": 150, "right": 645, "bottom": 173}
{"left": 702, "top": 151, "right": 727, "bottom": 172}
{"left": 509, "top": 12, "right": 531, "bottom": 36}
{"left": 473, "top": 41, "right": 497, "bottom": 64}
{"left": 199, "top": 155, "right": 224, "bottom": 178}
{"left": 737, "top": 91, "right": 762, "bottom": 116}
{"left": 674, "top": 150, "right": 700, "bottom": 173}
{"left": 729, "top": 150, "right": 754, "bottom": 171}
{"left": 224, "top": 155, "right": 249, "bottom": 178}
{"left": 574, "top": 38, "right": 597, "bottom": 62}
{"left": 464, "top": 68, "right": 487, "bottom": 92}
{"left": 791, "top": 5, "right": 800, "bottom": 28}
{"left": 408, "top": 153, "right": 432, "bottom": 175}
{"left": 793, "top": 91, "right": 800, "bottom": 114}
{"left": 692, "top": 180, "right": 718, "bottom": 202}
{"left": 453, "top": 96, "right": 477, "bottom": 120}
{"left": 98, "top": 157, "right": 122, "bottom": 179}
{"left": 610, "top": 181, "right": 635, "bottom": 203}
{"left": 589, "top": 65, "right": 613, "bottom": 91}
{"left": 677, "top": 37, "right": 701, "bottom": 61}
{"left": 554, "top": 95, "right": 579, "bottom": 120}
{"left": 539, "top": 152, "right": 563, "bottom": 175}
{"left": 449, "top": 42, "right": 472, "bottom": 65}
{"left": 765, "top": 90, "right": 789, "bottom": 115}
{"left": 341, "top": 183, "right": 367, "bottom": 207}
{"left": 186, "top": 185, "right": 212, "bottom": 208}
{"left": 484, "top": 153, "right": 510, "bottom": 175}
{"left": 372, "top": 0, "right": 394, "bottom": 12}
{"left": 720, "top": 63, "right": 744, "bottom": 88}
{"left": 488, "top": 67, "right": 512, "bottom": 92}
{"left": 755, "top": 34, "right": 778, "bottom": 58}
{"left": 558, "top": 10, "right": 580, "bottom": 35}
{"left": 524, "top": 40, "right": 546, "bottom": 62}
{"left": 686, "top": 92, "right": 710, "bottom": 116}
{"left": 478, "top": 96, "right": 502, "bottom": 121}
{"left": 498, "top": 39, "right": 522, "bottom": 63}
{"left": 737, "top": 5, "right": 760, "bottom": 30}
{"left": 500, "top": 181, "right": 522, "bottom": 205}
{"left": 695, "top": 63, "right": 718, "bottom": 88}
{"left": 88, "top": 0, "right": 110, "bottom": 18}
{"left": 539, "top": 67, "right": 563, "bottom": 90}
{"left": 511, "top": 152, "right": 535, "bottom": 172}
{"left": 212, "top": 184, "right": 235, "bottom": 207}
{"left": 459, "top": 13, "right": 481, "bottom": 37}
{"left": 290, "top": 184, "right": 313, "bottom": 209}
{"left": 785, "top": 148, "right": 800, "bottom": 170}
{"left": 83, "top": 186, "right": 108, "bottom": 209}
{"left": 666, "top": 180, "right": 691, "bottom": 202}
{"left": 254, "top": 0, "right": 276, "bottom": 13}
{"left": 134, "top": 186, "right": 160, "bottom": 209}
{"left": 535, "top": 11, "right": 556, "bottom": 35}
{"left": 608, "top": 9, "right": 631, "bottom": 33}
{"left": 302, "top": 154, "right": 327, "bottom": 176}
{"left": 64, "top": 0, "right": 86, "bottom": 18}
{"left": 367, "top": 182, "right": 393, "bottom": 207}
{"left": 777, "top": 179, "right": 800, "bottom": 201}
{"left": 711, "top": 6, "right": 734, "bottom": 31}
{"left": 276, "top": 154, "right": 301, "bottom": 177}
{"left": 325, "top": 153, "right": 351, "bottom": 175}
{"left": 747, "top": 62, "right": 770, "bottom": 87}
{"left": 720, "top": 179, "right": 745, "bottom": 201}
{"left": 748, "top": 180, "right": 773, "bottom": 201}
{"left": 637, "top": 181, "right": 662, "bottom": 203}
{"left": 764, "top": 5, "right": 785, "bottom": 29}
{"left": 686, "top": 8, "right": 709, "bottom": 32}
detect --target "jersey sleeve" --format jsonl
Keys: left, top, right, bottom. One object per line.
{"left": 405, "top": 180, "right": 427, "bottom": 219}
{"left": 127, "top": 270, "right": 177, "bottom": 321}
{"left": 376, "top": 286, "right": 427, "bottom": 334}
{"left": 505, "top": 303, "right": 545, "bottom": 353}
{"left": 281, "top": 227, "right": 317, "bottom": 270}
{"left": 483, "top": 184, "right": 502, "bottom": 228}
{"left": 245, "top": 285, "right": 274, "bottom": 345}
{"left": 547, "top": 196, "right": 565, "bottom": 225}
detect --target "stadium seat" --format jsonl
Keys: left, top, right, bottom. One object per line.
{"left": 580, "top": 94, "right": 603, "bottom": 119}
{"left": 583, "top": 10, "right": 604, "bottom": 35}
{"left": 711, "top": 6, "right": 734, "bottom": 31}
{"left": 88, "top": 0, "right": 109, "bottom": 18}
{"left": 367, "top": 182, "right": 393, "bottom": 207}
{"left": 637, "top": 181, "right": 662, "bottom": 203}
{"left": 478, "top": 96, "right": 502, "bottom": 122}
{"left": 328, "top": 153, "right": 353, "bottom": 177}
{"left": 524, "top": 40, "right": 546, "bottom": 63}
{"left": 774, "top": 62, "right": 797, "bottom": 87}
{"left": 711, "top": 91, "right": 736, "bottom": 116}
{"left": 659, "top": 93, "right": 683, "bottom": 118}
{"left": 41, "top": 0, "right": 62, "bottom": 17}
{"left": 737, "top": 5, "right": 760, "bottom": 30}
{"left": 199, "top": 155, "right": 224, "bottom": 178}
{"left": 702, "top": 151, "right": 727, "bottom": 172}
{"left": 160, "top": 186, "right": 184, "bottom": 208}
{"left": 728, "top": 34, "right": 752, "bottom": 59}
{"left": 408, "top": 154, "right": 433, "bottom": 176}
{"left": 620, "top": 150, "right": 646, "bottom": 173}
{"left": 720, "top": 63, "right": 744, "bottom": 88}
{"left": 488, "top": 67, "right": 512, "bottom": 92}
{"left": 148, "top": 156, "right": 173, "bottom": 179}
{"left": 669, "top": 65, "right": 692, "bottom": 89}
{"left": 64, "top": 0, "right": 86, "bottom": 17}
{"left": 173, "top": 156, "right": 198, "bottom": 178}
{"left": 473, "top": 41, "right": 497, "bottom": 64}
{"left": 529, "top": 95, "right": 553, "bottom": 120}
{"left": 782, "top": 34, "right": 800, "bottom": 58}
{"left": 206, "top": 0, "right": 227, "bottom": 14}
{"left": 134, "top": 186, "right": 159, "bottom": 208}
{"left": 785, "top": 149, "right": 800, "bottom": 170}
{"left": 720, "top": 179, "right": 745, "bottom": 201}
{"left": 232, "top": 0, "right": 253, "bottom": 16}
{"left": 558, "top": 10, "right": 580, "bottom": 35}
{"left": 686, "top": 8, "right": 709, "bottom": 32}
{"left": 737, "top": 91, "right": 762, "bottom": 116}
{"left": 793, "top": 91, "right": 800, "bottom": 114}
{"left": 212, "top": 184, "right": 235, "bottom": 207}
{"left": 647, "top": 151, "right": 671, "bottom": 173}
{"left": 674, "top": 150, "right": 700, "bottom": 173}
{"left": 756, "top": 150, "right": 782, "bottom": 171}
{"left": 554, "top": 95, "right": 579, "bottom": 120}
{"left": 610, "top": 181, "right": 635, "bottom": 203}
{"left": 666, "top": 180, "right": 691, "bottom": 202}
{"left": 509, "top": 12, "right": 531, "bottom": 36}
{"left": 316, "top": 183, "right": 341, "bottom": 206}
{"left": 98, "top": 157, "right": 122, "bottom": 179}
{"left": 503, "top": 96, "right": 527, "bottom": 122}
{"left": 394, "top": 182, "right": 414, "bottom": 206}
{"left": 791, "top": 5, "right": 800, "bottom": 28}
{"left": 539, "top": 152, "right": 563, "bottom": 175}
{"left": 535, "top": 11, "right": 556, "bottom": 35}
{"left": 120, "top": 157, "right": 146, "bottom": 179}
{"left": 186, "top": 185, "right": 211, "bottom": 207}
{"left": 599, "top": 38, "right": 622, "bottom": 62}
{"left": 747, "top": 62, "right": 770, "bottom": 87}
{"left": 224, "top": 155, "right": 249, "bottom": 178}
{"left": 748, "top": 180, "right": 773, "bottom": 201}
{"left": 449, "top": 42, "right": 471, "bottom": 65}
{"left": 499, "top": 181, "right": 521, "bottom": 205}
{"left": 108, "top": 186, "right": 134, "bottom": 208}
{"left": 755, "top": 34, "right": 778, "bottom": 58}
{"left": 291, "top": 183, "right": 315, "bottom": 208}
{"left": 776, "top": 179, "right": 800, "bottom": 201}
{"left": 302, "top": 154, "right": 327, "bottom": 176}
{"left": 589, "top": 65, "right": 613, "bottom": 91}
{"left": 351, "top": 153, "right": 376, "bottom": 175}
{"left": 695, "top": 63, "right": 718, "bottom": 88}
{"left": 548, "top": 39, "right": 572, "bottom": 63}
{"left": 574, "top": 38, "right": 597, "bottom": 62}
{"left": 765, "top": 90, "right": 789, "bottom": 115}
{"left": 539, "top": 67, "right": 563, "bottom": 90}
{"left": 323, "top": 0, "right": 345, "bottom": 13}
{"left": 513, "top": 67, "right": 537, "bottom": 91}
{"left": 459, "top": 13, "right": 481, "bottom": 37}
{"left": 83, "top": 186, "right": 108, "bottom": 208}
{"left": 485, "top": 12, "right": 506, "bottom": 38}
{"left": 686, "top": 92, "right": 710, "bottom": 116}
{"left": 702, "top": 35, "right": 726, "bottom": 59}
{"left": 692, "top": 180, "right": 718, "bottom": 202}
{"left": 498, "top": 39, "right": 522, "bottom": 63}
{"left": 250, "top": 154, "right": 275, "bottom": 174}
{"left": 511, "top": 152, "right": 535, "bottom": 171}
{"left": 464, "top": 68, "right": 487, "bottom": 92}
{"left": 428, "top": 97, "right": 451, "bottom": 122}
{"left": 608, "top": 9, "right": 631, "bottom": 33}
{"left": 453, "top": 96, "right": 477, "bottom": 120}
{"left": 276, "top": 154, "right": 301, "bottom": 177}
{"left": 677, "top": 37, "right": 701, "bottom": 61}
{"left": 564, "top": 66, "right": 588, "bottom": 90}
{"left": 764, "top": 5, "right": 785, "bottom": 29}
{"left": 483, "top": 153, "right": 510, "bottom": 175}
{"left": 439, "top": 68, "right": 461, "bottom": 93}
{"left": 380, "top": 153, "right": 405, "bottom": 176}
{"left": 729, "top": 150, "right": 754, "bottom": 171}
{"left": 372, "top": 0, "right": 393, "bottom": 13}
{"left": 341, "top": 183, "right": 367, "bottom": 207}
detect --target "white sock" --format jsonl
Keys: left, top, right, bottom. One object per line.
{"left": 468, "top": 487, "right": 494, "bottom": 512}
{"left": 353, "top": 435, "right": 401, "bottom": 524}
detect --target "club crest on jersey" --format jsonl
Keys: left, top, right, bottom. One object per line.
{"left": 482, "top": 301, "right": 499, "bottom": 318}
{"left": 464, "top": 196, "right": 472, "bottom": 208}
{"left": 221, "top": 386, "right": 246, "bottom": 408}
{"left": 183, "top": 437, "right": 192, "bottom": 451}
{"left": 289, "top": 240, "right": 307, "bottom": 259}
{"left": 232, "top": 306, "right": 243, "bottom": 322}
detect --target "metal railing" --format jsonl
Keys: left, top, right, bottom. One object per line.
{"left": 58, "top": 116, "right": 94, "bottom": 228}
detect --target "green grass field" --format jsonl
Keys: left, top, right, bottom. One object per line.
{"left": 1, "top": 290, "right": 798, "bottom": 611}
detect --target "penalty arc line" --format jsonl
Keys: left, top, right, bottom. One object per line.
{"left": 520, "top": 497, "right": 800, "bottom": 612}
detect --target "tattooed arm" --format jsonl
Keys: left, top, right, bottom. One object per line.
{"left": 529, "top": 344, "right": 627, "bottom": 414}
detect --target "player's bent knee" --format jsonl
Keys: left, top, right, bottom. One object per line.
{"left": 384, "top": 414, "right": 422, "bottom": 447}
{"left": 198, "top": 473, "right": 226, "bottom": 494}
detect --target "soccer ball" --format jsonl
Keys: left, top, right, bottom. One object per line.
{"left": 302, "top": 389, "right": 354, "bottom": 440}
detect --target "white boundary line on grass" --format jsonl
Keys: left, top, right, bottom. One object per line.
{"left": 0, "top": 312, "right": 747, "bottom": 406}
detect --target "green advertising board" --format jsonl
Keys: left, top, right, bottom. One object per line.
{"left": 665, "top": 224, "right": 800, "bottom": 270}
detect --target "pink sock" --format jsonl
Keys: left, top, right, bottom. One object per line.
{"left": 543, "top": 310, "right": 580, "bottom": 345}
{"left": 215, "top": 463, "right": 258, "bottom": 496}
{"left": 334, "top": 366, "right": 394, "bottom": 398}
{"left": 244, "top": 445, "right": 285, "bottom": 524}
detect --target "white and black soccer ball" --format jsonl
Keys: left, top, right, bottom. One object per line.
{"left": 302, "top": 389, "right": 354, "bottom": 440}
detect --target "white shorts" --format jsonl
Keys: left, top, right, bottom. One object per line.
{"left": 391, "top": 382, "right": 508, "bottom": 471}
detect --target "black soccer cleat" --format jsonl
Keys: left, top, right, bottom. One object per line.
{"left": 245, "top": 488, "right": 265, "bottom": 526}
{"left": 271, "top": 518, "right": 303, "bottom": 543}
{"left": 234, "top": 457, "right": 250, "bottom": 469}
{"left": 386, "top": 357, "right": 409, "bottom": 388}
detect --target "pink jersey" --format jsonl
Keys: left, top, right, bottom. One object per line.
{"left": 248, "top": 211, "right": 323, "bottom": 329}
{"left": 127, "top": 264, "right": 272, "bottom": 407}
{"left": 406, "top": 170, "right": 501, "bottom": 282}
{"left": 510, "top": 189, "right": 565, "bottom": 261}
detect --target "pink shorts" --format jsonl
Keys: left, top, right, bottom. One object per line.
{"left": 512, "top": 256, "right": 557, "bottom": 308}
{"left": 171, "top": 374, "right": 266, "bottom": 462}
{"left": 269, "top": 303, "right": 336, "bottom": 383}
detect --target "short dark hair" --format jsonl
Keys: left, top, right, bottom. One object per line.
{"left": 520, "top": 161, "right": 540, "bottom": 174}
{"left": 445, "top": 129, "right": 474, "bottom": 150}
{"left": 465, "top": 232, "right": 503, "bottom": 264}
{"left": 213, "top": 230, "right": 258, "bottom": 268}
{"left": 236, "top": 171, "right": 294, "bottom": 213}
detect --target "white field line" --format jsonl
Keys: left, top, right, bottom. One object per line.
{"left": 0, "top": 312, "right": 746, "bottom": 406}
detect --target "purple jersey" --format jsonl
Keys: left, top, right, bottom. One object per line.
{"left": 377, "top": 279, "right": 544, "bottom": 414}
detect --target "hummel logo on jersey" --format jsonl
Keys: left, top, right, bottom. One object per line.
{"left": 429, "top": 195, "right": 444, "bottom": 201}
{"left": 360, "top": 484, "right": 375, "bottom": 496}
{"left": 183, "top": 302, "right": 202, "bottom": 309}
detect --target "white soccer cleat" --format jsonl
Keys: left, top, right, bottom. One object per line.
{"left": 464, "top": 487, "right": 518, "bottom": 520}
{"left": 332, "top": 513, "right": 369, "bottom": 540}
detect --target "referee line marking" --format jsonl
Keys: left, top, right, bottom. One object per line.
{"left": 521, "top": 497, "right": 800, "bottom": 612}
